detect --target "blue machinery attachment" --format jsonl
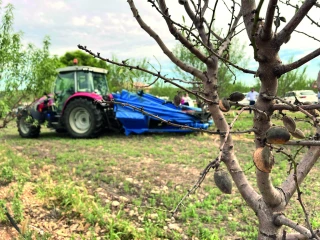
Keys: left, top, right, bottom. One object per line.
{"left": 112, "top": 90, "right": 213, "bottom": 135}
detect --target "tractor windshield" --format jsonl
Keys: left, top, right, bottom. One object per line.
{"left": 54, "top": 72, "right": 75, "bottom": 94}
{"left": 76, "top": 71, "right": 108, "bottom": 96}
{"left": 92, "top": 72, "right": 108, "bottom": 95}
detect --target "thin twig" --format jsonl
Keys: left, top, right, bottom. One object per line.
{"left": 274, "top": 146, "right": 319, "bottom": 239}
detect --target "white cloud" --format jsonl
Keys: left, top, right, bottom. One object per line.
{"left": 91, "top": 16, "right": 102, "bottom": 26}
{"left": 36, "top": 12, "right": 54, "bottom": 25}
{"left": 72, "top": 16, "right": 87, "bottom": 26}
{"left": 1, "top": 0, "right": 318, "bottom": 82}
{"left": 46, "top": 1, "right": 68, "bottom": 11}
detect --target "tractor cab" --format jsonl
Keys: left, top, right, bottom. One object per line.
{"left": 54, "top": 66, "right": 109, "bottom": 112}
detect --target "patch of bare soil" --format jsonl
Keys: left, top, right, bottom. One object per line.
{"left": 1, "top": 140, "right": 213, "bottom": 239}
{"left": 0, "top": 172, "right": 124, "bottom": 239}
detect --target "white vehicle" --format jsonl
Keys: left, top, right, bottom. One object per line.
{"left": 238, "top": 93, "right": 250, "bottom": 106}
{"left": 283, "top": 90, "right": 318, "bottom": 104}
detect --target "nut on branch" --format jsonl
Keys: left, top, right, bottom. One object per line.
{"left": 219, "top": 98, "right": 231, "bottom": 112}
{"left": 290, "top": 128, "right": 305, "bottom": 139}
{"left": 282, "top": 115, "right": 296, "bottom": 133}
{"left": 214, "top": 170, "right": 232, "bottom": 194}
{"left": 266, "top": 126, "right": 291, "bottom": 144}
{"left": 228, "top": 92, "right": 245, "bottom": 102}
{"left": 253, "top": 146, "right": 274, "bottom": 173}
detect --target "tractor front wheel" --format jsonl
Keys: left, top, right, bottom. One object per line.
{"left": 17, "top": 111, "right": 41, "bottom": 138}
{"left": 64, "top": 98, "right": 104, "bottom": 138}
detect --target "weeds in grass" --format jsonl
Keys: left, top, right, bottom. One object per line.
{"left": 12, "top": 191, "right": 23, "bottom": 223}
{"left": 0, "top": 116, "right": 319, "bottom": 239}
{"left": 19, "top": 231, "right": 52, "bottom": 240}
{"left": 0, "top": 165, "right": 14, "bottom": 184}
{"left": 0, "top": 200, "right": 7, "bottom": 222}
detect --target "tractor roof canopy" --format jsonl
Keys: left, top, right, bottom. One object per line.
{"left": 58, "top": 66, "right": 108, "bottom": 74}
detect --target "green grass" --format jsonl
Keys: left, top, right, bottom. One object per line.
{"left": 0, "top": 110, "right": 320, "bottom": 239}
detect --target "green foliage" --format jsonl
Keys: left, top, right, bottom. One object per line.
{"left": 276, "top": 61, "right": 313, "bottom": 97}
{"left": 149, "top": 81, "right": 181, "bottom": 100}
{"left": 107, "top": 55, "right": 153, "bottom": 92}
{"left": 59, "top": 50, "right": 108, "bottom": 68}
{"left": 12, "top": 190, "right": 23, "bottom": 223}
{"left": 172, "top": 38, "right": 249, "bottom": 97}
{"left": 0, "top": 2, "right": 59, "bottom": 125}
{"left": 0, "top": 200, "right": 6, "bottom": 222}
{"left": 0, "top": 165, "right": 13, "bottom": 184}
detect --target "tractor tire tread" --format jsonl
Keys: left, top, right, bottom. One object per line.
{"left": 64, "top": 98, "right": 104, "bottom": 138}
{"left": 17, "top": 111, "right": 41, "bottom": 138}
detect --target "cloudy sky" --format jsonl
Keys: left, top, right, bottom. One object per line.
{"left": 2, "top": 0, "right": 320, "bottom": 85}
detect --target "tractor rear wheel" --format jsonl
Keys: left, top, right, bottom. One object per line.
{"left": 17, "top": 111, "right": 41, "bottom": 138}
{"left": 64, "top": 98, "right": 104, "bottom": 138}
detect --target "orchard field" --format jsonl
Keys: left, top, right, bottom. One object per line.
{"left": 0, "top": 111, "right": 319, "bottom": 239}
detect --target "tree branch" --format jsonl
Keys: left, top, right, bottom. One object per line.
{"left": 226, "top": 152, "right": 262, "bottom": 211}
{"left": 157, "top": 0, "right": 211, "bottom": 64}
{"left": 220, "top": 109, "right": 261, "bottom": 211}
{"left": 284, "top": 140, "right": 320, "bottom": 146}
{"left": 241, "top": 0, "right": 258, "bottom": 55}
{"left": 284, "top": 232, "right": 320, "bottom": 240}
{"left": 205, "top": 0, "right": 224, "bottom": 43}
{"left": 151, "top": 0, "right": 257, "bottom": 74}
{"left": 256, "top": 147, "right": 283, "bottom": 206}
{"left": 218, "top": 11, "right": 242, "bottom": 55}
{"left": 276, "top": 0, "right": 318, "bottom": 46}
{"left": 128, "top": 0, "right": 206, "bottom": 80}
{"left": 274, "top": 214, "right": 318, "bottom": 239}
{"left": 272, "top": 103, "right": 320, "bottom": 112}
{"left": 183, "top": 0, "right": 215, "bottom": 51}
{"left": 281, "top": 134, "right": 320, "bottom": 204}
{"left": 294, "top": 30, "right": 320, "bottom": 43}
{"left": 279, "top": 0, "right": 320, "bottom": 28}
{"left": 274, "top": 48, "right": 320, "bottom": 77}
{"left": 261, "top": 0, "right": 278, "bottom": 41}
{"left": 201, "top": 0, "right": 209, "bottom": 18}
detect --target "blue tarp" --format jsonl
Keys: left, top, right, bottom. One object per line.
{"left": 112, "top": 90, "right": 213, "bottom": 135}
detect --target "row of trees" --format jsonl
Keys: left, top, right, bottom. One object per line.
{"left": 59, "top": 48, "right": 315, "bottom": 100}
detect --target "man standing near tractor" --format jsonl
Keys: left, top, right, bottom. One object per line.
{"left": 246, "top": 88, "right": 259, "bottom": 114}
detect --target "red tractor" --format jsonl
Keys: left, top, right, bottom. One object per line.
{"left": 17, "top": 66, "right": 213, "bottom": 138}
{"left": 17, "top": 66, "right": 116, "bottom": 138}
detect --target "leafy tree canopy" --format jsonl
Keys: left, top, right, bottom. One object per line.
{"left": 0, "top": 2, "right": 59, "bottom": 127}
{"left": 59, "top": 50, "right": 108, "bottom": 69}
